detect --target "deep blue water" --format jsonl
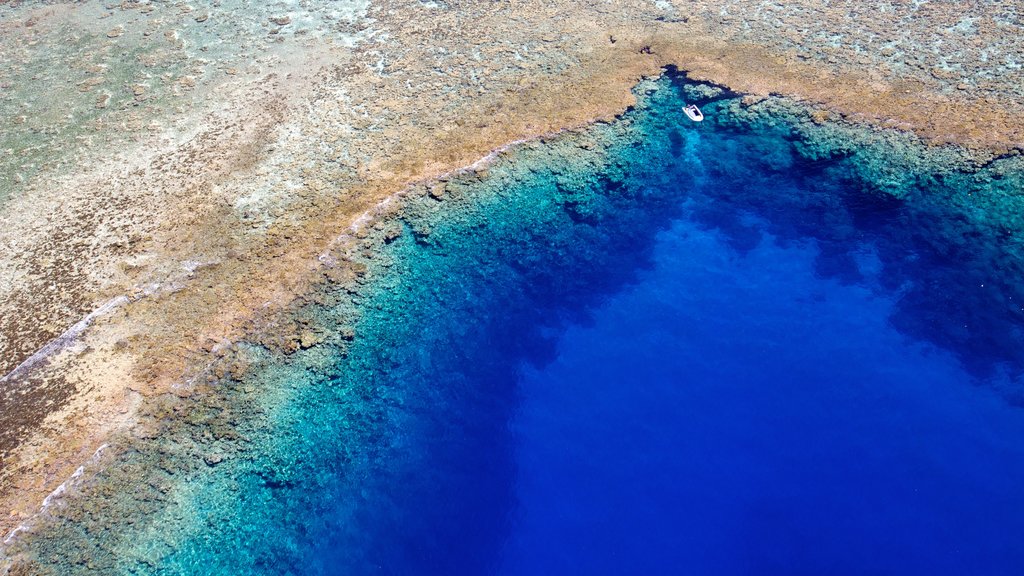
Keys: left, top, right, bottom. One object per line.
{"left": 70, "top": 75, "right": 1024, "bottom": 576}
{"left": 503, "top": 216, "right": 1024, "bottom": 575}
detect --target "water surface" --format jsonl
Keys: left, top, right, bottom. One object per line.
{"left": 503, "top": 212, "right": 1024, "bottom": 575}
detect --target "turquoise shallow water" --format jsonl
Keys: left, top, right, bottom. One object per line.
{"left": 12, "top": 73, "right": 1024, "bottom": 574}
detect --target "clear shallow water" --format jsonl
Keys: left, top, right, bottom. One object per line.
{"left": 15, "top": 74, "right": 1024, "bottom": 575}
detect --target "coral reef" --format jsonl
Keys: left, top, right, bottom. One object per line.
{"left": 3, "top": 72, "right": 1023, "bottom": 573}
{"left": 0, "top": 0, "right": 1023, "bottom": 570}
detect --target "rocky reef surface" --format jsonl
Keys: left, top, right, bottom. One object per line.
{"left": 0, "top": 0, "right": 1022, "bottom": 572}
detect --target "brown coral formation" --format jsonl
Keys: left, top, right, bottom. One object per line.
{"left": 0, "top": 0, "right": 1022, "bottom": 545}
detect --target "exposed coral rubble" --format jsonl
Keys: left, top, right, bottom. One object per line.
{"left": 0, "top": 0, "right": 1021, "bottom": 568}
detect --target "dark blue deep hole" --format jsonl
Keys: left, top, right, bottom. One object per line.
{"left": 306, "top": 78, "right": 1024, "bottom": 575}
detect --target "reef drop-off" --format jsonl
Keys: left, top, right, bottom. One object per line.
{"left": 4, "top": 72, "right": 1024, "bottom": 574}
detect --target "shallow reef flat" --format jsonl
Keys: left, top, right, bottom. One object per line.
{"left": 0, "top": 0, "right": 1023, "bottom": 572}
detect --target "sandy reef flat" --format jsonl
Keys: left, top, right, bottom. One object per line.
{"left": 0, "top": 0, "right": 1023, "bottom": 559}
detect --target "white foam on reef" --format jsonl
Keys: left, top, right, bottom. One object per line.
{"left": 2, "top": 444, "right": 110, "bottom": 546}
{"left": 0, "top": 296, "right": 130, "bottom": 385}
{"left": 0, "top": 252, "right": 223, "bottom": 387}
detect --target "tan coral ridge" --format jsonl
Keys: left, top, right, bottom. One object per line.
{"left": 1, "top": 0, "right": 1022, "bottom": 554}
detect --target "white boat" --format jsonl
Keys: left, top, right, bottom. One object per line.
{"left": 683, "top": 104, "right": 704, "bottom": 122}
